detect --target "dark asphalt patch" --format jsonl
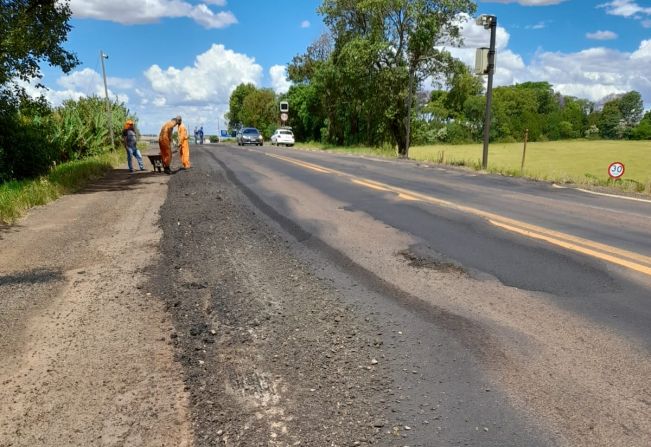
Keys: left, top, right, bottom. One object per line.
{"left": 149, "top": 157, "right": 392, "bottom": 446}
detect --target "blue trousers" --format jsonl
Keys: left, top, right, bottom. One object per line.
{"left": 126, "top": 146, "right": 144, "bottom": 171}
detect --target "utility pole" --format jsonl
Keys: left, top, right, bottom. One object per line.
{"left": 478, "top": 15, "right": 497, "bottom": 170}
{"left": 100, "top": 50, "right": 115, "bottom": 149}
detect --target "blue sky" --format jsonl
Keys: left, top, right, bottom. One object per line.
{"left": 30, "top": 1, "right": 651, "bottom": 133}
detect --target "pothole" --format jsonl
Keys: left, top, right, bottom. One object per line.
{"left": 398, "top": 249, "right": 466, "bottom": 274}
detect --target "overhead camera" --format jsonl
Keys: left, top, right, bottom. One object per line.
{"left": 476, "top": 14, "right": 496, "bottom": 29}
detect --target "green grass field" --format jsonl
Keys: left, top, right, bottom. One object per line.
{"left": 0, "top": 151, "right": 124, "bottom": 224}
{"left": 301, "top": 140, "right": 651, "bottom": 193}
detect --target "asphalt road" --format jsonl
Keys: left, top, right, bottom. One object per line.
{"left": 188, "top": 143, "right": 651, "bottom": 446}
{"left": 208, "top": 143, "right": 651, "bottom": 344}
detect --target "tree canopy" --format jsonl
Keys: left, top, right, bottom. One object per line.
{"left": 288, "top": 0, "right": 477, "bottom": 156}
{"left": 0, "top": 0, "right": 78, "bottom": 89}
{"left": 228, "top": 1, "right": 650, "bottom": 148}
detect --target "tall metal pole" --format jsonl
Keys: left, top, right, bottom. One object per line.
{"left": 481, "top": 17, "right": 497, "bottom": 170}
{"left": 100, "top": 51, "right": 115, "bottom": 149}
{"left": 404, "top": 66, "right": 415, "bottom": 159}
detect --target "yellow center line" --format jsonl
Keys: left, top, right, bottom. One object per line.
{"left": 351, "top": 179, "right": 392, "bottom": 192}
{"left": 267, "top": 153, "right": 334, "bottom": 174}
{"left": 489, "top": 220, "right": 651, "bottom": 277}
{"left": 264, "top": 152, "right": 651, "bottom": 275}
{"left": 397, "top": 193, "right": 421, "bottom": 201}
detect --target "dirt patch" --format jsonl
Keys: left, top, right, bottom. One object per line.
{"left": 0, "top": 169, "right": 191, "bottom": 446}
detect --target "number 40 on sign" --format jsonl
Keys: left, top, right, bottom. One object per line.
{"left": 608, "top": 161, "right": 625, "bottom": 179}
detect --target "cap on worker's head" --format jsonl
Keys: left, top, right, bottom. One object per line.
{"left": 174, "top": 115, "right": 182, "bottom": 123}
{"left": 126, "top": 119, "right": 134, "bottom": 126}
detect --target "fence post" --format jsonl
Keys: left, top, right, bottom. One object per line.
{"left": 520, "top": 129, "right": 529, "bottom": 174}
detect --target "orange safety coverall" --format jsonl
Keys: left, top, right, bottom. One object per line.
{"left": 178, "top": 124, "right": 191, "bottom": 168}
{"left": 158, "top": 120, "right": 177, "bottom": 168}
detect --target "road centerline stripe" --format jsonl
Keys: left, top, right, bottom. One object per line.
{"left": 489, "top": 220, "right": 651, "bottom": 276}
{"left": 264, "top": 152, "right": 651, "bottom": 276}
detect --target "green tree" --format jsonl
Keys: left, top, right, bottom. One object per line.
{"left": 285, "top": 83, "right": 325, "bottom": 142}
{"left": 599, "top": 101, "right": 623, "bottom": 139}
{"left": 240, "top": 88, "right": 277, "bottom": 137}
{"left": 226, "top": 83, "right": 257, "bottom": 130}
{"left": 1, "top": 0, "right": 79, "bottom": 182}
{"left": 444, "top": 61, "right": 483, "bottom": 119}
{"left": 630, "top": 110, "right": 651, "bottom": 140}
{"left": 618, "top": 91, "right": 643, "bottom": 127}
{"left": 318, "top": 0, "right": 476, "bottom": 156}
{"left": 0, "top": 0, "right": 78, "bottom": 88}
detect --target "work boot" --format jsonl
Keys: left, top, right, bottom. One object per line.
{"left": 164, "top": 166, "right": 171, "bottom": 175}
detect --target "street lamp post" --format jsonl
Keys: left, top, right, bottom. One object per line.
{"left": 477, "top": 15, "right": 497, "bottom": 170}
{"left": 100, "top": 50, "right": 115, "bottom": 149}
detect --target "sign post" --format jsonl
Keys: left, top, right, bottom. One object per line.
{"left": 280, "top": 101, "right": 289, "bottom": 126}
{"left": 608, "top": 162, "right": 625, "bottom": 180}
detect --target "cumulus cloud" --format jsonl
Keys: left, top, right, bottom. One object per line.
{"left": 66, "top": 0, "right": 237, "bottom": 29}
{"left": 447, "top": 16, "right": 651, "bottom": 107}
{"left": 586, "top": 30, "right": 618, "bottom": 40}
{"left": 269, "top": 65, "right": 291, "bottom": 94}
{"left": 598, "top": 0, "right": 651, "bottom": 17}
{"left": 143, "top": 44, "right": 262, "bottom": 107}
{"left": 301, "top": 20, "right": 311, "bottom": 28}
{"left": 22, "top": 68, "right": 131, "bottom": 106}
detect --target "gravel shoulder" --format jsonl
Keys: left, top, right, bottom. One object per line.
{"left": 0, "top": 169, "right": 191, "bottom": 446}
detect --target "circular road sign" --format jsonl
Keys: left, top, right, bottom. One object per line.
{"left": 280, "top": 112, "right": 288, "bottom": 122}
{"left": 608, "top": 161, "right": 625, "bottom": 179}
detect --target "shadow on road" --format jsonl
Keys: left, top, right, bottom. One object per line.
{"left": 76, "top": 168, "right": 168, "bottom": 194}
{"left": 0, "top": 268, "right": 64, "bottom": 287}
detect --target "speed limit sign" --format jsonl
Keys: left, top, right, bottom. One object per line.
{"left": 608, "top": 161, "right": 625, "bottom": 179}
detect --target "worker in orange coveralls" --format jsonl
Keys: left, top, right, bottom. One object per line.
{"left": 158, "top": 116, "right": 181, "bottom": 174}
{"left": 177, "top": 121, "right": 191, "bottom": 170}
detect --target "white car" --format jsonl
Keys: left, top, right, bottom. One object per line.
{"left": 271, "top": 129, "right": 295, "bottom": 147}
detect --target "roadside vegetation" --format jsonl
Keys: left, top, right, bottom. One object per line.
{"left": 0, "top": 2, "right": 136, "bottom": 223}
{"left": 227, "top": 0, "right": 650, "bottom": 194}
{"left": 0, "top": 151, "right": 123, "bottom": 224}
{"left": 301, "top": 140, "right": 651, "bottom": 194}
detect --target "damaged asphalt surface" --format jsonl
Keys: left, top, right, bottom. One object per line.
{"left": 3, "top": 144, "right": 648, "bottom": 446}
{"left": 152, "top": 148, "right": 553, "bottom": 446}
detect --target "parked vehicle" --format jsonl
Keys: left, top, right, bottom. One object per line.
{"left": 271, "top": 128, "right": 295, "bottom": 147}
{"left": 236, "top": 127, "right": 263, "bottom": 146}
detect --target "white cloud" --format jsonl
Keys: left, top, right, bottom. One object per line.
{"left": 269, "top": 65, "right": 291, "bottom": 94}
{"left": 143, "top": 44, "right": 262, "bottom": 107}
{"left": 21, "top": 44, "right": 265, "bottom": 133}
{"left": 586, "top": 30, "right": 618, "bottom": 40}
{"left": 598, "top": 0, "right": 651, "bottom": 17}
{"left": 448, "top": 17, "right": 651, "bottom": 108}
{"left": 22, "top": 68, "right": 131, "bottom": 106}
{"left": 301, "top": 20, "right": 311, "bottom": 28}
{"left": 66, "top": 0, "right": 237, "bottom": 29}
{"left": 526, "top": 21, "right": 547, "bottom": 30}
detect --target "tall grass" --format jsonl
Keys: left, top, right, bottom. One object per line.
{"left": 300, "top": 140, "right": 651, "bottom": 194}
{"left": 0, "top": 151, "right": 123, "bottom": 224}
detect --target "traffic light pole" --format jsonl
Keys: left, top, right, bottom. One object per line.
{"left": 481, "top": 17, "right": 497, "bottom": 170}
